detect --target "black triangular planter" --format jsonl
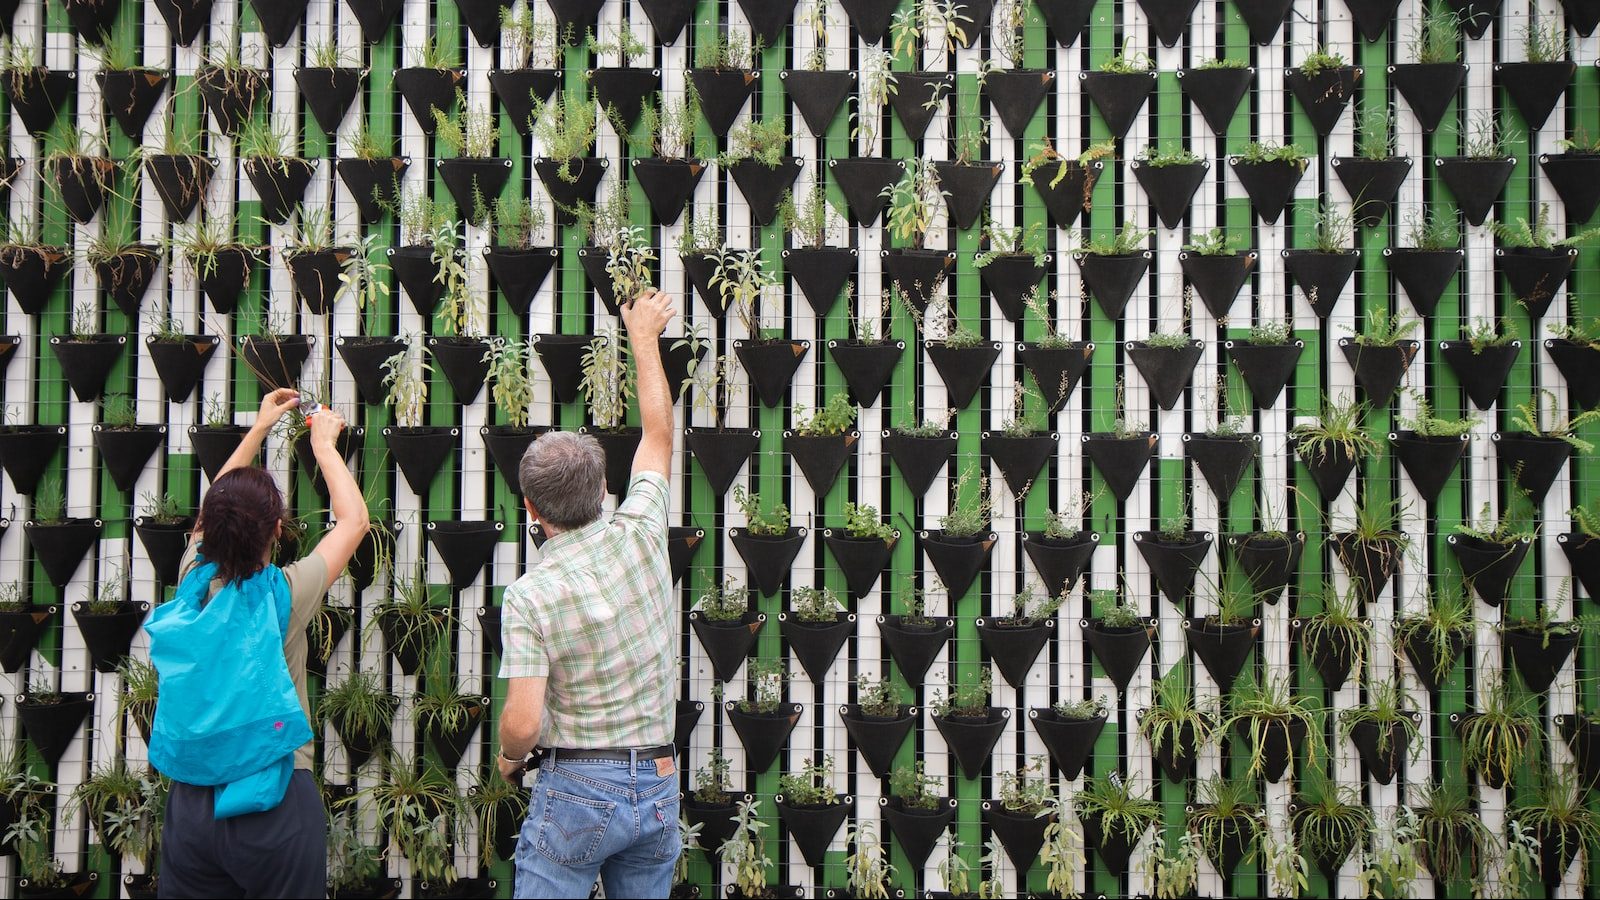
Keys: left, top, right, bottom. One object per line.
{"left": 484, "top": 247, "right": 557, "bottom": 315}
{"left": 784, "top": 247, "right": 855, "bottom": 317}
{"left": 1445, "top": 0, "right": 1502, "bottom": 35}
{"left": 882, "top": 798, "right": 957, "bottom": 870}
{"left": 189, "top": 425, "right": 248, "bottom": 481}
{"left": 979, "top": 254, "right": 1048, "bottom": 322}
{"left": 1349, "top": 719, "right": 1412, "bottom": 785}
{"left": 822, "top": 532, "right": 895, "bottom": 597}
{"left": 828, "top": 340, "right": 903, "bottom": 406}
{"left": 1495, "top": 431, "right": 1572, "bottom": 502}
{"left": 883, "top": 430, "right": 955, "bottom": 498}
{"left": 1436, "top": 156, "right": 1514, "bottom": 226}
{"left": 1505, "top": 627, "right": 1579, "bottom": 694}
{"left": 1022, "top": 532, "right": 1098, "bottom": 597}
{"left": 383, "top": 426, "right": 458, "bottom": 493}
{"left": 197, "top": 66, "right": 267, "bottom": 135}
{"left": 886, "top": 72, "right": 953, "bottom": 140}
{"left": 1083, "top": 620, "right": 1155, "bottom": 692}
{"left": 977, "top": 620, "right": 1052, "bottom": 688}
{"left": 921, "top": 531, "right": 994, "bottom": 600}
{"left": 428, "top": 337, "right": 492, "bottom": 403}
{"left": 879, "top": 615, "right": 954, "bottom": 683}
{"left": 1566, "top": 0, "right": 1600, "bottom": 34}
{"left": 726, "top": 703, "right": 802, "bottom": 773}
{"left": 980, "top": 803, "right": 1051, "bottom": 874}
{"left": 0, "top": 607, "right": 54, "bottom": 673}
{"left": 453, "top": 0, "right": 513, "bottom": 46}
{"left": 50, "top": 336, "right": 125, "bottom": 402}
{"left": 689, "top": 611, "right": 763, "bottom": 682}
{"left": 730, "top": 527, "right": 807, "bottom": 598}
{"left": 391, "top": 245, "right": 444, "bottom": 315}
{"left": 639, "top": 0, "right": 695, "bottom": 42}
{"left": 292, "top": 427, "right": 364, "bottom": 498}
{"left": 1083, "top": 433, "right": 1156, "bottom": 502}
{"left": 97, "top": 68, "right": 168, "bottom": 139}
{"left": 1284, "top": 250, "right": 1359, "bottom": 317}
{"left": 669, "top": 527, "right": 706, "bottom": 586}
{"left": 683, "top": 797, "right": 740, "bottom": 855}
{"left": 345, "top": 0, "right": 401, "bottom": 41}
{"left": 195, "top": 246, "right": 261, "bottom": 315}
{"left": 247, "top": 0, "right": 308, "bottom": 44}
{"left": 532, "top": 333, "right": 591, "bottom": 404}
{"left": 1560, "top": 715, "right": 1600, "bottom": 788}
{"left": 439, "top": 157, "right": 512, "bottom": 214}
{"left": 685, "top": 428, "right": 759, "bottom": 497}
{"left": 984, "top": 70, "right": 1054, "bottom": 136}
{"left": 1136, "top": 532, "right": 1214, "bottom": 607}
{"left": 1448, "top": 534, "right": 1530, "bottom": 607}
{"left": 1441, "top": 339, "right": 1519, "bottom": 410}
{"left": 680, "top": 251, "right": 723, "bottom": 316}
{"left": 95, "top": 247, "right": 162, "bottom": 318}
{"left": 1331, "top": 532, "right": 1402, "bottom": 605}
{"left": 294, "top": 67, "right": 362, "bottom": 134}
{"left": 1549, "top": 339, "right": 1600, "bottom": 410}
{"left": 243, "top": 158, "right": 315, "bottom": 224}
{"left": 134, "top": 517, "right": 193, "bottom": 585}
{"left": 689, "top": 68, "right": 758, "bottom": 139}
{"left": 547, "top": 0, "right": 605, "bottom": 34}
{"left": 1083, "top": 817, "right": 1141, "bottom": 877}
{"left": 1540, "top": 153, "right": 1600, "bottom": 223}
{"left": 1031, "top": 159, "right": 1101, "bottom": 227}
{"left": 1226, "top": 532, "right": 1304, "bottom": 603}
{"left": 335, "top": 335, "right": 407, "bottom": 404}
{"left": 1186, "top": 434, "right": 1257, "bottom": 500}
{"left": 1131, "top": 160, "right": 1207, "bottom": 229}
{"left": 1286, "top": 66, "right": 1361, "bottom": 137}
{"left": 1180, "top": 251, "right": 1256, "bottom": 319}
{"left": 47, "top": 157, "right": 115, "bottom": 224}
{"left": 1077, "top": 252, "right": 1151, "bottom": 319}
{"left": 1136, "top": 0, "right": 1201, "bottom": 43}
{"left": 1497, "top": 61, "right": 1575, "bottom": 131}
{"left": 427, "top": 520, "right": 502, "bottom": 590}
{"left": 1037, "top": 0, "right": 1096, "bottom": 44}
{"left": 1234, "top": 0, "right": 1294, "bottom": 41}
{"left": 25, "top": 518, "right": 101, "bottom": 588}
{"left": 1127, "top": 340, "right": 1203, "bottom": 410}
{"left": 785, "top": 432, "right": 855, "bottom": 498}
{"left": 631, "top": 158, "right": 705, "bottom": 226}
{"left": 1030, "top": 708, "right": 1108, "bottom": 781}
{"left": 736, "top": 339, "right": 809, "bottom": 408}
{"left": 17, "top": 693, "right": 92, "bottom": 767}
{"left": 1343, "top": 0, "right": 1401, "bottom": 39}
{"left": 926, "top": 341, "right": 1000, "bottom": 410}
{"left": 1018, "top": 342, "right": 1093, "bottom": 412}
{"left": 1389, "top": 64, "right": 1464, "bottom": 133}
{"left": 153, "top": 0, "right": 214, "bottom": 44}
{"left": 882, "top": 249, "right": 954, "bottom": 313}
{"left": 1297, "top": 438, "right": 1359, "bottom": 498}
{"left": 394, "top": 67, "right": 463, "bottom": 134}
{"left": 1234, "top": 716, "right": 1305, "bottom": 783}
{"left": 1389, "top": 432, "right": 1467, "bottom": 502}
{"left": 0, "top": 250, "right": 63, "bottom": 329}
{"left": 479, "top": 605, "right": 503, "bottom": 660}
{"left": 1403, "top": 630, "right": 1467, "bottom": 689}
{"left": 145, "top": 154, "right": 214, "bottom": 221}
{"left": 425, "top": 699, "right": 486, "bottom": 768}
{"left": 589, "top": 428, "right": 642, "bottom": 497}
{"left": 1499, "top": 247, "right": 1576, "bottom": 319}
{"left": 1229, "top": 158, "right": 1305, "bottom": 225}
{"left": 288, "top": 248, "right": 352, "bottom": 315}
{"left": 934, "top": 709, "right": 1008, "bottom": 779}
{"left": 489, "top": 68, "right": 560, "bottom": 135}
{"left": 981, "top": 432, "right": 1057, "bottom": 496}
{"left": 587, "top": 67, "right": 660, "bottom": 130}
{"left": 1386, "top": 248, "right": 1462, "bottom": 316}
{"left": 779, "top": 612, "right": 854, "bottom": 685}
{"left": 837, "top": 0, "right": 898, "bottom": 41}
{"left": 4, "top": 68, "right": 73, "bottom": 135}
{"left": 1338, "top": 338, "right": 1419, "bottom": 408}
{"left": 481, "top": 425, "right": 548, "bottom": 495}
{"left": 726, "top": 158, "right": 804, "bottom": 226}
{"left": 70, "top": 601, "right": 149, "bottom": 673}
{"left": 1185, "top": 619, "right": 1259, "bottom": 694}
{"left": 1294, "top": 616, "right": 1360, "bottom": 691}
{"left": 348, "top": 521, "right": 401, "bottom": 593}
{"left": 782, "top": 69, "right": 853, "bottom": 136}
{"left": 239, "top": 334, "right": 311, "bottom": 392}
{"left": 94, "top": 425, "right": 166, "bottom": 492}
{"left": 1332, "top": 156, "right": 1412, "bottom": 227}
{"left": 1179, "top": 66, "right": 1250, "bottom": 135}
{"left": 1082, "top": 71, "right": 1156, "bottom": 139}
{"left": 776, "top": 797, "right": 852, "bottom": 868}
{"left": 839, "top": 706, "right": 915, "bottom": 779}
{"left": 736, "top": 0, "right": 801, "bottom": 44}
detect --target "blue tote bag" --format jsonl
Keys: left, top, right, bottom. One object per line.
{"left": 145, "top": 558, "right": 312, "bottom": 819}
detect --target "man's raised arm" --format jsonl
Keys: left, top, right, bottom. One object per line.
{"left": 620, "top": 289, "right": 678, "bottom": 483}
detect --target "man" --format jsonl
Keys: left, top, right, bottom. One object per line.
{"left": 497, "top": 288, "right": 681, "bottom": 899}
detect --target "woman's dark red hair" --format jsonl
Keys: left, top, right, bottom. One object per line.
{"left": 196, "top": 467, "right": 285, "bottom": 585}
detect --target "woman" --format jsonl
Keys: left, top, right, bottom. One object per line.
{"left": 154, "top": 388, "right": 369, "bottom": 899}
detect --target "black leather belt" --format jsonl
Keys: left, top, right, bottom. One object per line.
{"left": 544, "top": 744, "right": 675, "bottom": 762}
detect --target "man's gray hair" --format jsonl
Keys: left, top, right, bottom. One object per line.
{"left": 519, "top": 431, "right": 606, "bottom": 529}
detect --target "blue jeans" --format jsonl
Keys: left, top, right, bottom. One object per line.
{"left": 513, "top": 753, "right": 680, "bottom": 899}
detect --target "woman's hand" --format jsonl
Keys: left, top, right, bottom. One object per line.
{"left": 254, "top": 388, "right": 301, "bottom": 431}
{"left": 307, "top": 407, "right": 347, "bottom": 455}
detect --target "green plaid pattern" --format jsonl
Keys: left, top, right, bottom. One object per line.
{"left": 498, "top": 471, "right": 677, "bottom": 749}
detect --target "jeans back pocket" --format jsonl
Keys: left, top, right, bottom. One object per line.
{"left": 651, "top": 795, "right": 681, "bottom": 861}
{"left": 535, "top": 789, "right": 617, "bottom": 866}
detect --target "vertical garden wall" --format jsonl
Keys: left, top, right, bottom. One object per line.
{"left": 0, "top": 0, "right": 1597, "bottom": 896}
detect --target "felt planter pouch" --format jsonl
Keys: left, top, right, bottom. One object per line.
{"left": 638, "top": 0, "right": 695, "bottom": 42}
{"left": 1083, "top": 619, "right": 1155, "bottom": 693}
{"left": 735, "top": 0, "right": 799, "bottom": 45}
{"left": 1030, "top": 159, "right": 1101, "bottom": 227}
{"left": 438, "top": 157, "right": 511, "bottom": 214}
{"left": 735, "top": 339, "right": 809, "bottom": 408}
{"left": 933, "top": 708, "right": 1009, "bottom": 780}
{"left": 674, "top": 698, "right": 702, "bottom": 750}
{"left": 886, "top": 72, "right": 953, "bottom": 139}
{"left": 775, "top": 795, "right": 852, "bottom": 868}
{"left": 1349, "top": 717, "right": 1415, "bottom": 785}
{"left": 4, "top": 67, "right": 73, "bottom": 134}
{"left": 920, "top": 531, "right": 995, "bottom": 601}
{"left": 784, "top": 431, "right": 856, "bottom": 498}
{"left": 427, "top": 337, "right": 491, "bottom": 403}
{"left": 839, "top": 704, "right": 916, "bottom": 779}
{"left": 189, "top": 424, "right": 248, "bottom": 480}
{"left": 1081, "top": 71, "right": 1155, "bottom": 138}
{"left": 97, "top": 68, "right": 168, "bottom": 138}
{"left": 979, "top": 254, "right": 1048, "bottom": 322}
{"left": 1498, "top": 247, "right": 1576, "bottom": 320}
{"left": 1398, "top": 627, "right": 1467, "bottom": 693}
{"left": 1539, "top": 152, "right": 1600, "bottom": 222}
{"left": 546, "top": 0, "right": 604, "bottom": 34}
{"left": 1436, "top": 156, "right": 1515, "bottom": 226}
{"left": 294, "top": 66, "right": 362, "bottom": 133}
{"left": 934, "top": 161, "right": 1003, "bottom": 231}
{"left": 1385, "top": 247, "right": 1462, "bottom": 316}
{"left": 1179, "top": 251, "right": 1256, "bottom": 319}
{"left": 1496, "top": 61, "right": 1575, "bottom": 130}
{"left": 1331, "top": 156, "right": 1412, "bottom": 226}
{"left": 1149, "top": 719, "right": 1205, "bottom": 783}
{"left": 784, "top": 247, "right": 855, "bottom": 317}
{"left": 883, "top": 429, "right": 956, "bottom": 498}
{"left": 981, "top": 431, "right": 1058, "bottom": 496}
{"left": 821, "top": 531, "right": 896, "bottom": 597}
{"left": 534, "top": 158, "right": 607, "bottom": 225}
{"left": 1226, "top": 531, "right": 1305, "bottom": 603}
{"left": 146, "top": 154, "right": 214, "bottom": 221}
{"left": 1082, "top": 817, "right": 1141, "bottom": 877}
{"left": 1561, "top": 533, "right": 1600, "bottom": 601}
{"left": 1234, "top": 716, "right": 1306, "bottom": 783}
{"left": 1131, "top": 159, "right": 1207, "bottom": 229}
{"left": 243, "top": 157, "right": 315, "bottom": 224}
{"left": 683, "top": 796, "right": 743, "bottom": 855}
{"left": 1547, "top": 338, "right": 1600, "bottom": 409}
{"left": 984, "top": 69, "right": 1053, "bottom": 135}
{"left": 729, "top": 527, "right": 808, "bottom": 598}
{"left": 1296, "top": 437, "right": 1359, "bottom": 498}
{"left": 925, "top": 341, "right": 1001, "bottom": 410}
{"left": 882, "top": 249, "right": 955, "bottom": 314}
{"left": 1558, "top": 713, "right": 1600, "bottom": 788}
{"left": 685, "top": 427, "right": 759, "bottom": 497}
{"left": 778, "top": 612, "right": 854, "bottom": 685}
{"left": 51, "top": 335, "right": 126, "bottom": 402}
{"left": 726, "top": 157, "right": 804, "bottom": 226}
{"left": 1018, "top": 341, "right": 1093, "bottom": 412}
{"left": 134, "top": 516, "right": 194, "bottom": 585}
{"left": 586, "top": 66, "right": 660, "bottom": 129}
{"left": 1185, "top": 433, "right": 1258, "bottom": 501}
{"left": 1440, "top": 339, "right": 1520, "bottom": 410}
{"left": 1338, "top": 338, "right": 1419, "bottom": 408}
{"left": 829, "top": 157, "right": 902, "bottom": 226}
{"left": 426, "top": 519, "right": 502, "bottom": 590}
{"left": 194, "top": 246, "right": 261, "bottom": 315}
{"left": 1083, "top": 432, "right": 1157, "bottom": 501}
{"left": 95, "top": 247, "right": 161, "bottom": 317}
{"left": 1494, "top": 431, "right": 1572, "bottom": 502}
{"left": 247, "top": 0, "right": 309, "bottom": 44}
{"left": 383, "top": 426, "right": 458, "bottom": 493}
{"left": 394, "top": 67, "right": 463, "bottom": 134}
{"left": 1135, "top": 531, "right": 1214, "bottom": 607}
{"left": 1504, "top": 626, "right": 1579, "bottom": 693}
{"left": 239, "top": 334, "right": 311, "bottom": 392}
{"left": 488, "top": 68, "right": 560, "bottom": 134}
{"left": 483, "top": 246, "right": 557, "bottom": 315}
{"left": 976, "top": 619, "right": 1053, "bottom": 689}
{"left": 1029, "top": 707, "right": 1108, "bottom": 779}
{"left": 93, "top": 424, "right": 166, "bottom": 491}
{"left": 689, "top": 67, "right": 758, "bottom": 138}
{"left": 780, "top": 69, "right": 853, "bottom": 135}
{"left": 1225, "top": 339, "right": 1302, "bottom": 408}
{"left": 1185, "top": 617, "right": 1260, "bottom": 695}
{"left": 630, "top": 158, "right": 704, "bottom": 226}
{"left": 71, "top": 601, "right": 150, "bottom": 673}
{"left": 1127, "top": 339, "right": 1204, "bottom": 409}
{"left": 153, "top": 0, "right": 215, "bottom": 45}
{"left": 1389, "top": 63, "right": 1465, "bottom": 133}
{"left": 1286, "top": 65, "right": 1361, "bottom": 137}
{"left": 335, "top": 336, "right": 406, "bottom": 404}
{"left": 530, "top": 332, "right": 591, "bottom": 404}
{"left": 589, "top": 428, "right": 643, "bottom": 497}
{"left": 0, "top": 606, "right": 55, "bottom": 673}
{"left": 1331, "top": 533, "right": 1403, "bottom": 605}
{"left": 1389, "top": 431, "right": 1467, "bottom": 502}
{"left": 1229, "top": 157, "right": 1304, "bottom": 225}
{"left": 46, "top": 156, "right": 116, "bottom": 224}
{"left": 828, "top": 339, "right": 903, "bottom": 406}
{"left": 17, "top": 691, "right": 92, "bottom": 766}
{"left": 1448, "top": 534, "right": 1531, "bottom": 608}
{"left": 881, "top": 797, "right": 957, "bottom": 870}
{"left": 148, "top": 334, "right": 221, "bottom": 405}
{"left": 1023, "top": 531, "right": 1098, "bottom": 598}
{"left": 1293, "top": 616, "right": 1362, "bottom": 692}
{"left": 287, "top": 248, "right": 351, "bottom": 315}
{"left": 1076, "top": 251, "right": 1151, "bottom": 319}
{"left": 1178, "top": 65, "right": 1251, "bottom": 134}
{"left": 425, "top": 696, "right": 487, "bottom": 769}
{"left": 726, "top": 702, "right": 802, "bottom": 773}
{"left": 1036, "top": 0, "right": 1096, "bottom": 44}
{"left": 1284, "top": 249, "right": 1359, "bottom": 317}
{"left": 878, "top": 615, "right": 954, "bottom": 684}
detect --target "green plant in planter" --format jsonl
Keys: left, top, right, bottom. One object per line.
{"left": 33, "top": 474, "right": 66, "bottom": 524}
{"left": 500, "top": 5, "right": 559, "bottom": 68}
{"left": 1403, "top": 206, "right": 1459, "bottom": 250}
{"left": 856, "top": 674, "right": 905, "bottom": 718}
{"left": 529, "top": 90, "right": 597, "bottom": 182}
{"left": 318, "top": 670, "right": 399, "bottom": 751}
{"left": 975, "top": 221, "right": 1047, "bottom": 268}
{"left": 327, "top": 805, "right": 383, "bottom": 894}
{"left": 413, "top": 677, "right": 482, "bottom": 739}
{"left": 605, "top": 224, "right": 657, "bottom": 303}
{"left": 0, "top": 582, "right": 25, "bottom": 613}
{"left": 719, "top": 117, "right": 790, "bottom": 169}
{"left": 1409, "top": 779, "right": 1490, "bottom": 879}
{"left": 1455, "top": 500, "right": 1538, "bottom": 545}
{"left": 733, "top": 486, "right": 790, "bottom": 537}
{"left": 793, "top": 392, "right": 857, "bottom": 437}
{"left": 356, "top": 760, "right": 460, "bottom": 887}
{"left": 5, "top": 788, "right": 64, "bottom": 888}
{"left": 1183, "top": 227, "right": 1239, "bottom": 256}
{"left": 380, "top": 346, "right": 431, "bottom": 429}
{"left": 1140, "top": 666, "right": 1217, "bottom": 760}
{"left": 1138, "top": 143, "right": 1201, "bottom": 168}
{"left": 882, "top": 156, "right": 942, "bottom": 250}
{"left": 85, "top": 569, "right": 127, "bottom": 615}
{"left": 996, "top": 755, "right": 1053, "bottom": 816}
{"left": 1142, "top": 330, "right": 1194, "bottom": 351}
{"left": 1000, "top": 585, "right": 1064, "bottom": 628}
{"left": 737, "top": 658, "right": 786, "bottom": 715}
{"left": 842, "top": 502, "right": 895, "bottom": 541}
{"left": 586, "top": 22, "right": 650, "bottom": 62}
{"left": 711, "top": 246, "right": 779, "bottom": 337}
{"left": 1098, "top": 36, "right": 1153, "bottom": 73}
{"left": 1187, "top": 776, "right": 1262, "bottom": 867}
{"left": 1246, "top": 320, "right": 1294, "bottom": 345}
{"left": 1457, "top": 674, "right": 1537, "bottom": 785}
{"left": 1511, "top": 388, "right": 1600, "bottom": 453}
{"left": 1309, "top": 200, "right": 1355, "bottom": 252}
{"left": 1042, "top": 488, "right": 1100, "bottom": 541}
{"left": 382, "top": 188, "right": 451, "bottom": 248}
{"left": 777, "top": 755, "right": 838, "bottom": 806}
{"left": 433, "top": 89, "right": 501, "bottom": 159}
{"left": 693, "top": 748, "right": 734, "bottom": 806}
{"left": 1146, "top": 830, "right": 1204, "bottom": 899}
{"left": 67, "top": 764, "right": 164, "bottom": 866}
{"left": 1394, "top": 584, "right": 1473, "bottom": 679}
{"left": 694, "top": 26, "right": 757, "bottom": 70}
{"left": 1052, "top": 696, "right": 1107, "bottom": 721}
{"left": 778, "top": 184, "right": 842, "bottom": 251}
{"left": 891, "top": 0, "right": 976, "bottom": 58}
{"left": 1338, "top": 675, "right": 1418, "bottom": 756}
{"left": 888, "top": 760, "right": 941, "bottom": 810}
{"left": 931, "top": 668, "right": 992, "bottom": 719}
{"left": 1300, "top": 579, "right": 1372, "bottom": 675}
{"left": 1019, "top": 286, "right": 1075, "bottom": 351}
{"left": 1300, "top": 45, "right": 1348, "bottom": 77}
{"left": 236, "top": 115, "right": 299, "bottom": 172}
{"left": 1490, "top": 202, "right": 1600, "bottom": 249}
{"left": 491, "top": 197, "right": 546, "bottom": 250}
{"left": 1572, "top": 497, "right": 1600, "bottom": 539}
{"left": 1509, "top": 766, "right": 1600, "bottom": 885}
{"left": 1227, "top": 671, "right": 1326, "bottom": 778}
{"left": 696, "top": 577, "right": 749, "bottom": 623}
{"left": 1522, "top": 15, "right": 1570, "bottom": 62}
{"left": 1411, "top": 3, "right": 1463, "bottom": 63}
{"left": 369, "top": 567, "right": 455, "bottom": 667}
{"left": 1238, "top": 140, "right": 1311, "bottom": 169}
{"left": 1292, "top": 394, "right": 1381, "bottom": 465}
{"left": 579, "top": 329, "right": 635, "bottom": 431}
{"left": 1292, "top": 777, "right": 1372, "bottom": 872}
{"left": 792, "top": 586, "right": 842, "bottom": 624}
{"left": 844, "top": 822, "right": 895, "bottom": 899}
{"left": 483, "top": 338, "right": 537, "bottom": 429}
{"left": 1078, "top": 220, "right": 1151, "bottom": 256}
{"left": 1462, "top": 316, "right": 1519, "bottom": 354}
{"left": 1398, "top": 391, "right": 1479, "bottom": 437}
{"left": 939, "top": 466, "right": 996, "bottom": 537}
{"left": 1457, "top": 110, "right": 1519, "bottom": 159}
{"left": 1350, "top": 307, "right": 1418, "bottom": 347}
{"left": 1075, "top": 772, "right": 1161, "bottom": 843}
{"left": 1095, "top": 590, "right": 1144, "bottom": 629}
{"left": 722, "top": 798, "right": 772, "bottom": 897}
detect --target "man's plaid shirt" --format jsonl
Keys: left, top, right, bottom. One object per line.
{"left": 498, "top": 471, "right": 677, "bottom": 749}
